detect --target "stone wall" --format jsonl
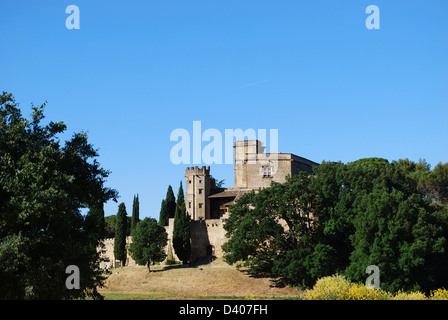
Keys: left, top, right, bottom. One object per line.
{"left": 190, "top": 215, "right": 228, "bottom": 261}
{"left": 99, "top": 236, "right": 136, "bottom": 269}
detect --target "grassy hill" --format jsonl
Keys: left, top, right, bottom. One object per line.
{"left": 98, "top": 258, "right": 302, "bottom": 300}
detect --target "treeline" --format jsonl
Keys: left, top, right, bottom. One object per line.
{"left": 223, "top": 158, "right": 448, "bottom": 293}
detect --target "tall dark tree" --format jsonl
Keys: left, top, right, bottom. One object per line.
{"left": 114, "top": 203, "right": 128, "bottom": 267}
{"left": 165, "top": 185, "right": 176, "bottom": 219}
{"left": 159, "top": 198, "right": 169, "bottom": 226}
{"left": 172, "top": 182, "right": 191, "bottom": 264}
{"left": 129, "top": 218, "right": 167, "bottom": 272}
{"left": 131, "top": 194, "right": 140, "bottom": 234}
{"left": 0, "top": 93, "right": 118, "bottom": 300}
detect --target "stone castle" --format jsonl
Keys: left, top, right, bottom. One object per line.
{"left": 101, "top": 140, "right": 318, "bottom": 268}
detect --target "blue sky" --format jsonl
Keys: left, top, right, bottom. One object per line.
{"left": 1, "top": 1, "right": 447, "bottom": 219}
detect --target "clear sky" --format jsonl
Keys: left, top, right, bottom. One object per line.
{"left": 1, "top": 1, "right": 447, "bottom": 220}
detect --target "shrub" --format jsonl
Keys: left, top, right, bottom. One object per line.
{"left": 430, "top": 288, "right": 448, "bottom": 300}
{"left": 391, "top": 290, "right": 427, "bottom": 300}
{"left": 346, "top": 283, "right": 391, "bottom": 300}
{"left": 165, "top": 258, "right": 180, "bottom": 265}
{"left": 303, "top": 274, "right": 352, "bottom": 300}
{"left": 303, "top": 274, "right": 391, "bottom": 300}
{"left": 304, "top": 275, "right": 448, "bottom": 300}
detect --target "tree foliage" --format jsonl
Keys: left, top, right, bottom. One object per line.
{"left": 166, "top": 185, "right": 176, "bottom": 220}
{"left": 159, "top": 199, "right": 168, "bottom": 227}
{"left": 131, "top": 194, "right": 140, "bottom": 235}
{"left": 172, "top": 182, "right": 191, "bottom": 264}
{"left": 129, "top": 217, "right": 167, "bottom": 272}
{"left": 104, "top": 214, "right": 131, "bottom": 238}
{"left": 159, "top": 185, "right": 176, "bottom": 227}
{"left": 114, "top": 203, "right": 128, "bottom": 267}
{"left": 0, "top": 92, "right": 118, "bottom": 299}
{"left": 223, "top": 158, "right": 448, "bottom": 292}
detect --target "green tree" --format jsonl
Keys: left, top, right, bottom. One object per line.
{"left": 223, "top": 158, "right": 448, "bottom": 292}
{"left": 104, "top": 214, "right": 132, "bottom": 238}
{"left": 159, "top": 198, "right": 169, "bottom": 227}
{"left": 104, "top": 215, "right": 117, "bottom": 238}
{"left": 114, "top": 203, "right": 128, "bottom": 267}
{"left": 129, "top": 218, "right": 167, "bottom": 272}
{"left": 343, "top": 158, "right": 447, "bottom": 292}
{"left": 0, "top": 93, "right": 118, "bottom": 300}
{"left": 166, "top": 185, "right": 176, "bottom": 219}
{"left": 223, "top": 173, "right": 332, "bottom": 287}
{"left": 85, "top": 199, "right": 106, "bottom": 241}
{"left": 131, "top": 194, "right": 140, "bottom": 234}
{"left": 172, "top": 182, "right": 191, "bottom": 264}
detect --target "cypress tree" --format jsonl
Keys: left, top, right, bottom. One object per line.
{"left": 114, "top": 202, "right": 128, "bottom": 267}
{"left": 131, "top": 194, "right": 140, "bottom": 234}
{"left": 159, "top": 199, "right": 169, "bottom": 226}
{"left": 165, "top": 185, "right": 176, "bottom": 220}
{"left": 172, "top": 181, "right": 191, "bottom": 264}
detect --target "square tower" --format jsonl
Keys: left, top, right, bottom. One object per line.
{"left": 185, "top": 166, "right": 215, "bottom": 220}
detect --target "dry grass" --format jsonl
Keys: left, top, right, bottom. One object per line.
{"left": 98, "top": 258, "right": 302, "bottom": 300}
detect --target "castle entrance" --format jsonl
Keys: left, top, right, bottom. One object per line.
{"left": 206, "top": 245, "right": 215, "bottom": 256}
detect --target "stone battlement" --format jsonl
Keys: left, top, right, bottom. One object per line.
{"left": 185, "top": 166, "right": 210, "bottom": 174}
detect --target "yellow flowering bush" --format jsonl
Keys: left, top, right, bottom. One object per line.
{"left": 303, "top": 274, "right": 352, "bottom": 300}
{"left": 391, "top": 290, "right": 427, "bottom": 300}
{"left": 346, "top": 283, "right": 391, "bottom": 300}
{"left": 430, "top": 288, "right": 448, "bottom": 300}
{"left": 303, "top": 274, "right": 448, "bottom": 300}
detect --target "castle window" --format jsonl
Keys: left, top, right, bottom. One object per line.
{"left": 199, "top": 179, "right": 202, "bottom": 184}
{"left": 189, "top": 180, "right": 192, "bottom": 184}
{"left": 199, "top": 203, "right": 203, "bottom": 208}
{"left": 262, "top": 165, "right": 273, "bottom": 177}
{"left": 189, "top": 202, "right": 191, "bottom": 208}
{"left": 199, "top": 188, "right": 203, "bottom": 194}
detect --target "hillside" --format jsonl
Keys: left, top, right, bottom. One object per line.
{"left": 98, "top": 258, "right": 302, "bottom": 300}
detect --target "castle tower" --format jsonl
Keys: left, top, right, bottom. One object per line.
{"left": 234, "top": 140, "right": 265, "bottom": 189}
{"left": 185, "top": 166, "right": 214, "bottom": 220}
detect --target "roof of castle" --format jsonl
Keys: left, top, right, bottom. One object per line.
{"left": 208, "top": 188, "right": 251, "bottom": 199}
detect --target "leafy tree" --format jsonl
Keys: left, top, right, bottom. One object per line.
{"left": 0, "top": 92, "right": 118, "bottom": 300}
{"left": 114, "top": 203, "right": 128, "bottom": 267}
{"left": 172, "top": 182, "right": 191, "bottom": 264}
{"left": 159, "top": 199, "right": 168, "bottom": 227}
{"left": 131, "top": 194, "right": 140, "bottom": 234}
{"left": 223, "top": 173, "right": 333, "bottom": 287}
{"left": 165, "top": 185, "right": 176, "bottom": 219}
{"left": 343, "top": 158, "right": 447, "bottom": 292}
{"left": 223, "top": 157, "right": 448, "bottom": 292}
{"left": 129, "top": 217, "right": 167, "bottom": 272}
